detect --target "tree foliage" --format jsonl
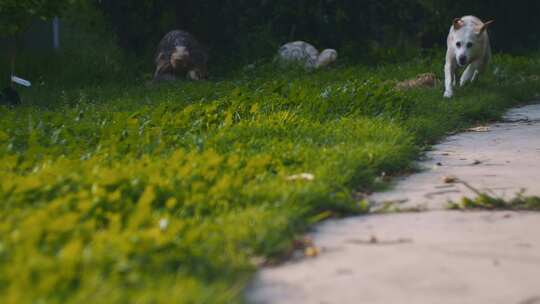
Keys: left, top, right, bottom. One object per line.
{"left": 0, "top": 0, "right": 77, "bottom": 36}
{"left": 95, "top": 0, "right": 540, "bottom": 61}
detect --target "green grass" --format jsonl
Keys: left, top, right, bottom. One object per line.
{"left": 1, "top": 52, "right": 540, "bottom": 303}
{"left": 449, "top": 193, "right": 540, "bottom": 211}
{"left": 447, "top": 181, "right": 540, "bottom": 211}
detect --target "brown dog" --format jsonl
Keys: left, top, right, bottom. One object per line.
{"left": 153, "top": 30, "right": 208, "bottom": 81}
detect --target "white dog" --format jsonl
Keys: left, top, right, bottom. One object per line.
{"left": 444, "top": 16, "right": 494, "bottom": 98}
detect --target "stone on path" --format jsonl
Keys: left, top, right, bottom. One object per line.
{"left": 246, "top": 104, "right": 540, "bottom": 304}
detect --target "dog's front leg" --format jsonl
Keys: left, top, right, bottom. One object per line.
{"left": 444, "top": 61, "right": 456, "bottom": 98}
{"left": 460, "top": 62, "right": 480, "bottom": 87}
{"left": 470, "top": 70, "right": 480, "bottom": 82}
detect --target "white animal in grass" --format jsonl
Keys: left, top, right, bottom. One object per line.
{"left": 444, "top": 16, "right": 494, "bottom": 98}
{"left": 277, "top": 41, "right": 337, "bottom": 69}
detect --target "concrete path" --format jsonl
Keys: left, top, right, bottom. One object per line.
{"left": 371, "top": 103, "right": 540, "bottom": 210}
{"left": 246, "top": 104, "right": 540, "bottom": 304}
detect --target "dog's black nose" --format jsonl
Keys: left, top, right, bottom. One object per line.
{"left": 458, "top": 56, "right": 468, "bottom": 65}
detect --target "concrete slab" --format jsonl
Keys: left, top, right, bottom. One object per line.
{"left": 247, "top": 211, "right": 540, "bottom": 304}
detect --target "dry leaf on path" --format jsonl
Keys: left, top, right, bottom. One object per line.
{"left": 466, "top": 126, "right": 490, "bottom": 132}
{"left": 304, "top": 246, "right": 320, "bottom": 257}
{"left": 442, "top": 176, "right": 458, "bottom": 184}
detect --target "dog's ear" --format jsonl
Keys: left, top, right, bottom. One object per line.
{"left": 453, "top": 18, "right": 464, "bottom": 30}
{"left": 478, "top": 20, "right": 494, "bottom": 33}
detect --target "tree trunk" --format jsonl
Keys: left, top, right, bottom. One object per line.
{"left": 9, "top": 35, "right": 17, "bottom": 88}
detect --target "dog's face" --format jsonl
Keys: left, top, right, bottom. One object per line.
{"left": 451, "top": 18, "right": 493, "bottom": 67}
{"left": 171, "top": 46, "right": 190, "bottom": 69}
{"left": 453, "top": 30, "right": 483, "bottom": 67}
